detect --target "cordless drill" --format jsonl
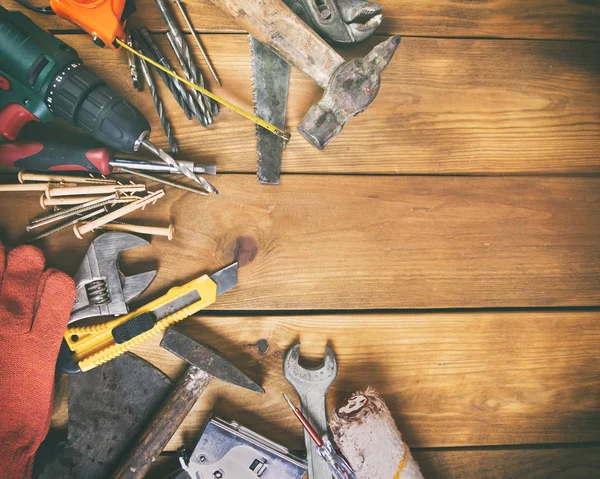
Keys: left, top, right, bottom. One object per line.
{"left": 0, "top": 7, "right": 155, "bottom": 158}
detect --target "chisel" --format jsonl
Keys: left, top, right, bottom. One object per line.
{"left": 0, "top": 141, "right": 216, "bottom": 175}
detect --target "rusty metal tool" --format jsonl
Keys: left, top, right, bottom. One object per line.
{"left": 284, "top": 342, "right": 339, "bottom": 479}
{"left": 286, "top": 0, "right": 383, "bottom": 43}
{"left": 283, "top": 394, "right": 356, "bottom": 479}
{"left": 113, "top": 328, "right": 264, "bottom": 479}
{"left": 210, "top": 0, "right": 400, "bottom": 149}
{"left": 68, "top": 232, "right": 156, "bottom": 324}
{"left": 252, "top": 0, "right": 383, "bottom": 184}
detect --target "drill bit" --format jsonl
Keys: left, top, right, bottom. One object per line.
{"left": 172, "top": 0, "right": 221, "bottom": 87}
{"left": 153, "top": 0, "right": 215, "bottom": 126}
{"left": 119, "top": 167, "right": 210, "bottom": 196}
{"left": 138, "top": 54, "right": 178, "bottom": 155}
{"left": 126, "top": 31, "right": 141, "bottom": 91}
{"left": 136, "top": 28, "right": 194, "bottom": 121}
{"left": 139, "top": 139, "right": 218, "bottom": 194}
{"left": 166, "top": 30, "right": 213, "bottom": 127}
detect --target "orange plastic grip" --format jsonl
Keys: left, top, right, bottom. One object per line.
{"left": 50, "top": 0, "right": 128, "bottom": 48}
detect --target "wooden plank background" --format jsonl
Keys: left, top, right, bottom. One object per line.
{"left": 1, "top": 0, "right": 600, "bottom": 477}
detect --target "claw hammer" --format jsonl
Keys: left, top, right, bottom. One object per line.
{"left": 209, "top": 0, "right": 400, "bottom": 149}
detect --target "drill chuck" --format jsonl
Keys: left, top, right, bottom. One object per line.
{"left": 47, "top": 62, "right": 150, "bottom": 153}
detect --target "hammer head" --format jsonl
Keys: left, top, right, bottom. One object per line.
{"left": 298, "top": 34, "right": 401, "bottom": 149}
{"left": 160, "top": 328, "right": 264, "bottom": 394}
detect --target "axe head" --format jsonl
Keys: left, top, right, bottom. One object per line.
{"left": 298, "top": 35, "right": 401, "bottom": 149}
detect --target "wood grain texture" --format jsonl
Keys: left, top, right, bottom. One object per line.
{"left": 146, "top": 445, "right": 600, "bottom": 478}
{"left": 413, "top": 445, "right": 600, "bottom": 479}
{"left": 8, "top": 0, "right": 600, "bottom": 40}
{"left": 1, "top": 175, "right": 598, "bottom": 309}
{"left": 31, "top": 34, "right": 600, "bottom": 175}
{"left": 129, "top": 311, "right": 600, "bottom": 450}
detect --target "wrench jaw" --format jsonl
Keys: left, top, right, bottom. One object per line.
{"left": 284, "top": 342, "right": 339, "bottom": 479}
{"left": 68, "top": 233, "right": 157, "bottom": 324}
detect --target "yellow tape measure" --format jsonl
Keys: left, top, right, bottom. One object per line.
{"left": 116, "top": 38, "right": 291, "bottom": 143}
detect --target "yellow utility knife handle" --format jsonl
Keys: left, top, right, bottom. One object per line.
{"left": 65, "top": 273, "right": 218, "bottom": 372}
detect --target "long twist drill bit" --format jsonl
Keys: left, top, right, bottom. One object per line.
{"left": 166, "top": 30, "right": 213, "bottom": 127}
{"left": 154, "top": 0, "right": 214, "bottom": 126}
{"left": 140, "top": 139, "right": 218, "bottom": 194}
{"left": 136, "top": 28, "right": 194, "bottom": 120}
{"left": 138, "top": 54, "right": 178, "bottom": 154}
{"left": 119, "top": 167, "right": 210, "bottom": 196}
{"left": 172, "top": 0, "right": 221, "bottom": 86}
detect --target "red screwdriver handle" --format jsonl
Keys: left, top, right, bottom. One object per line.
{"left": 0, "top": 141, "right": 112, "bottom": 174}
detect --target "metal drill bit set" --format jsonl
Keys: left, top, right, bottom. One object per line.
{"left": 127, "top": 0, "right": 221, "bottom": 157}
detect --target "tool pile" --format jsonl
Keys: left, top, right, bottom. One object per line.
{"left": 0, "top": 171, "right": 172, "bottom": 242}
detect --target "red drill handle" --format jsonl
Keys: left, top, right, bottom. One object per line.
{"left": 0, "top": 141, "right": 112, "bottom": 174}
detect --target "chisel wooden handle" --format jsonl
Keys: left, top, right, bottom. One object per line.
{"left": 209, "top": 0, "right": 344, "bottom": 88}
{"left": 112, "top": 366, "right": 211, "bottom": 479}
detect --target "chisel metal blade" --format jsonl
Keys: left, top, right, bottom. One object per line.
{"left": 250, "top": 35, "right": 290, "bottom": 185}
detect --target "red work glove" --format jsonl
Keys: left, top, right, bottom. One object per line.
{"left": 0, "top": 242, "right": 75, "bottom": 479}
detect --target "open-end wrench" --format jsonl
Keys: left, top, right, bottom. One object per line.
{"left": 284, "top": 342, "right": 338, "bottom": 479}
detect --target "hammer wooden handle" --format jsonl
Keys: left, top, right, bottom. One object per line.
{"left": 113, "top": 366, "right": 211, "bottom": 479}
{"left": 209, "top": 0, "right": 344, "bottom": 88}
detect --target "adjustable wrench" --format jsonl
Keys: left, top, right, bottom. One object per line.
{"left": 284, "top": 343, "right": 338, "bottom": 479}
{"left": 69, "top": 232, "right": 157, "bottom": 324}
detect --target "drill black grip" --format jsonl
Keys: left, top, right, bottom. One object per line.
{"left": 78, "top": 85, "right": 150, "bottom": 154}
{"left": 49, "top": 65, "right": 150, "bottom": 154}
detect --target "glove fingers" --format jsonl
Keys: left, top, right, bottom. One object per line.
{"left": 0, "top": 245, "right": 45, "bottom": 332}
{"left": 33, "top": 268, "right": 75, "bottom": 342}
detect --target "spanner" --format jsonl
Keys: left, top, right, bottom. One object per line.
{"left": 284, "top": 342, "right": 338, "bottom": 479}
{"left": 69, "top": 232, "right": 157, "bottom": 324}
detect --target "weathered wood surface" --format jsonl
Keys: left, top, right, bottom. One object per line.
{"left": 26, "top": 34, "right": 599, "bottom": 175}
{"left": 9, "top": 0, "right": 600, "bottom": 40}
{"left": 130, "top": 311, "right": 600, "bottom": 450}
{"left": 414, "top": 445, "right": 600, "bottom": 479}
{"left": 1, "top": 176, "right": 598, "bottom": 309}
{"left": 147, "top": 445, "right": 600, "bottom": 478}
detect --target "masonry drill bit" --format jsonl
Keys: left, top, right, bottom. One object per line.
{"left": 172, "top": 0, "right": 221, "bottom": 86}
{"left": 139, "top": 139, "right": 218, "bottom": 194}
{"left": 138, "top": 54, "right": 178, "bottom": 154}
{"left": 126, "top": 32, "right": 141, "bottom": 91}
{"left": 136, "top": 28, "right": 194, "bottom": 120}
{"left": 166, "top": 30, "right": 213, "bottom": 127}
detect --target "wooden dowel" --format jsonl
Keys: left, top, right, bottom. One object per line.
{"left": 19, "top": 171, "right": 116, "bottom": 185}
{"left": 96, "top": 222, "right": 175, "bottom": 240}
{"left": 40, "top": 195, "right": 107, "bottom": 209}
{"left": 46, "top": 184, "right": 145, "bottom": 198}
{"left": 73, "top": 190, "right": 165, "bottom": 239}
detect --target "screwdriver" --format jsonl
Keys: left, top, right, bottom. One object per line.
{"left": 283, "top": 394, "right": 356, "bottom": 479}
{"left": 0, "top": 141, "right": 216, "bottom": 176}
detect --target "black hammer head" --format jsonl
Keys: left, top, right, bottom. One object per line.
{"left": 298, "top": 34, "right": 401, "bottom": 149}
{"left": 160, "top": 328, "right": 264, "bottom": 394}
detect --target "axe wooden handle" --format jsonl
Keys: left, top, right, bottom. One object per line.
{"left": 209, "top": 0, "right": 344, "bottom": 88}
{"left": 112, "top": 366, "right": 211, "bottom": 479}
